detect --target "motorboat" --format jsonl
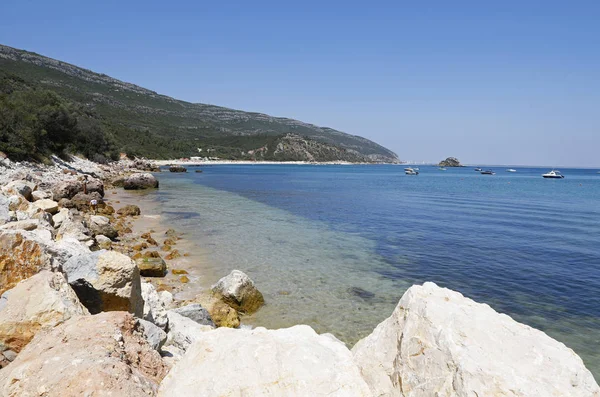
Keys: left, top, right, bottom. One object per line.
{"left": 480, "top": 170, "right": 495, "bottom": 175}
{"left": 405, "top": 168, "right": 419, "bottom": 175}
{"left": 439, "top": 167, "right": 447, "bottom": 171}
{"left": 474, "top": 168, "right": 482, "bottom": 172}
{"left": 506, "top": 169, "right": 517, "bottom": 172}
{"left": 542, "top": 170, "right": 565, "bottom": 179}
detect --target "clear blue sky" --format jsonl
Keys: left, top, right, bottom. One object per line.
{"left": 1, "top": 1, "right": 599, "bottom": 166}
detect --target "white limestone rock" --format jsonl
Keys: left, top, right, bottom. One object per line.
{"left": 352, "top": 282, "right": 600, "bottom": 397}
{"left": 164, "top": 310, "right": 214, "bottom": 354}
{"left": 30, "top": 198, "right": 59, "bottom": 214}
{"left": 211, "top": 269, "right": 265, "bottom": 314}
{"left": 62, "top": 250, "right": 143, "bottom": 317}
{"left": 158, "top": 325, "right": 371, "bottom": 396}
{"left": 88, "top": 215, "right": 117, "bottom": 239}
{"left": 0, "top": 271, "right": 89, "bottom": 355}
{"left": 141, "top": 282, "right": 169, "bottom": 330}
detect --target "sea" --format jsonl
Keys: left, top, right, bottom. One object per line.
{"left": 144, "top": 164, "right": 600, "bottom": 379}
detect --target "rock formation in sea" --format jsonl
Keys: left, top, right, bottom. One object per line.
{"left": 438, "top": 156, "right": 463, "bottom": 167}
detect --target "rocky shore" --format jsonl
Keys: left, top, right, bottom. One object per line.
{"left": 0, "top": 155, "right": 598, "bottom": 396}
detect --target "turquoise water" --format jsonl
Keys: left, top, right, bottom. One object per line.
{"left": 151, "top": 165, "right": 600, "bottom": 379}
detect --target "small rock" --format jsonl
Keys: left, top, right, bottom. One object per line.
{"left": 165, "top": 249, "right": 181, "bottom": 260}
{"left": 137, "top": 257, "right": 168, "bottom": 277}
{"left": 95, "top": 234, "right": 112, "bottom": 249}
{"left": 137, "top": 319, "right": 167, "bottom": 351}
{"left": 172, "top": 304, "right": 214, "bottom": 327}
{"left": 179, "top": 275, "right": 190, "bottom": 283}
{"left": 211, "top": 270, "right": 265, "bottom": 314}
{"left": 169, "top": 166, "right": 187, "bottom": 173}
{"left": 88, "top": 215, "right": 118, "bottom": 239}
{"left": 171, "top": 269, "right": 188, "bottom": 275}
{"left": 117, "top": 204, "right": 141, "bottom": 216}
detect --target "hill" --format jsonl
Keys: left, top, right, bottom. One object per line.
{"left": 0, "top": 44, "right": 399, "bottom": 163}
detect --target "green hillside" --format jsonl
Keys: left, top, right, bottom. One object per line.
{"left": 0, "top": 44, "right": 399, "bottom": 163}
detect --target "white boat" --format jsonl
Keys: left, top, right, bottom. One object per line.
{"left": 405, "top": 168, "right": 419, "bottom": 175}
{"left": 506, "top": 169, "right": 517, "bottom": 172}
{"left": 542, "top": 170, "right": 565, "bottom": 179}
{"left": 439, "top": 167, "right": 447, "bottom": 171}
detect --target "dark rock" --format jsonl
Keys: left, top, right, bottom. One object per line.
{"left": 136, "top": 257, "right": 167, "bottom": 277}
{"left": 348, "top": 286, "right": 375, "bottom": 300}
{"left": 52, "top": 180, "right": 83, "bottom": 201}
{"left": 438, "top": 157, "right": 463, "bottom": 167}
{"left": 117, "top": 204, "right": 141, "bottom": 216}
{"left": 169, "top": 166, "right": 187, "bottom": 173}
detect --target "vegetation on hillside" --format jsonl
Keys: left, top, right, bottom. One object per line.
{"left": 0, "top": 44, "right": 399, "bottom": 162}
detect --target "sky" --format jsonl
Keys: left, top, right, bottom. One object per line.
{"left": 1, "top": 1, "right": 599, "bottom": 166}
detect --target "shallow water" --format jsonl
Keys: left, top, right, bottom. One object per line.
{"left": 147, "top": 165, "right": 600, "bottom": 379}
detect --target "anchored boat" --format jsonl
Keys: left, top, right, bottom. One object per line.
{"left": 542, "top": 170, "right": 565, "bottom": 179}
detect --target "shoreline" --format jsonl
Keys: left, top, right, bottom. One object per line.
{"left": 0, "top": 156, "right": 598, "bottom": 394}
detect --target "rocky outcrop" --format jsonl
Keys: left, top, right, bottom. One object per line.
{"left": 88, "top": 215, "right": 118, "bottom": 239}
{"left": 352, "top": 282, "right": 600, "bottom": 397}
{"left": 169, "top": 165, "right": 187, "bottom": 172}
{"left": 158, "top": 325, "right": 371, "bottom": 396}
{"left": 211, "top": 269, "right": 264, "bottom": 314}
{"left": 0, "top": 271, "right": 89, "bottom": 355}
{"left": 438, "top": 157, "right": 462, "bottom": 167}
{"left": 62, "top": 250, "right": 143, "bottom": 316}
{"left": 0, "top": 230, "right": 88, "bottom": 294}
{"left": 0, "top": 312, "right": 168, "bottom": 397}
{"left": 123, "top": 173, "right": 159, "bottom": 190}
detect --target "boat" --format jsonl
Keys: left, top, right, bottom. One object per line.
{"left": 474, "top": 168, "right": 482, "bottom": 172}
{"left": 439, "top": 167, "right": 447, "bottom": 171}
{"left": 480, "top": 170, "right": 495, "bottom": 175}
{"left": 506, "top": 169, "right": 516, "bottom": 172}
{"left": 405, "top": 168, "right": 419, "bottom": 175}
{"left": 542, "top": 170, "right": 565, "bottom": 179}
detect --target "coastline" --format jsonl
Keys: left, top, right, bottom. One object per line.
{"left": 0, "top": 156, "right": 598, "bottom": 394}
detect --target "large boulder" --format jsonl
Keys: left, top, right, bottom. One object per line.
{"left": 2, "top": 181, "right": 33, "bottom": 201}
{"left": 70, "top": 191, "right": 103, "bottom": 211}
{"left": 0, "top": 271, "right": 89, "bottom": 356}
{"left": 0, "top": 230, "right": 89, "bottom": 295}
{"left": 0, "top": 312, "right": 168, "bottom": 397}
{"left": 84, "top": 177, "right": 105, "bottom": 197}
{"left": 52, "top": 208, "right": 70, "bottom": 229}
{"left": 158, "top": 325, "right": 371, "bottom": 396}
{"left": 30, "top": 198, "right": 59, "bottom": 214}
{"left": 352, "top": 282, "right": 600, "bottom": 397}
{"left": 62, "top": 250, "right": 144, "bottom": 317}
{"left": 124, "top": 173, "right": 159, "bottom": 190}
{"left": 141, "top": 282, "right": 170, "bottom": 330}
{"left": 88, "top": 215, "right": 118, "bottom": 239}
{"left": 52, "top": 180, "right": 83, "bottom": 201}
{"left": 211, "top": 269, "right": 265, "bottom": 314}
{"left": 56, "top": 214, "right": 92, "bottom": 243}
